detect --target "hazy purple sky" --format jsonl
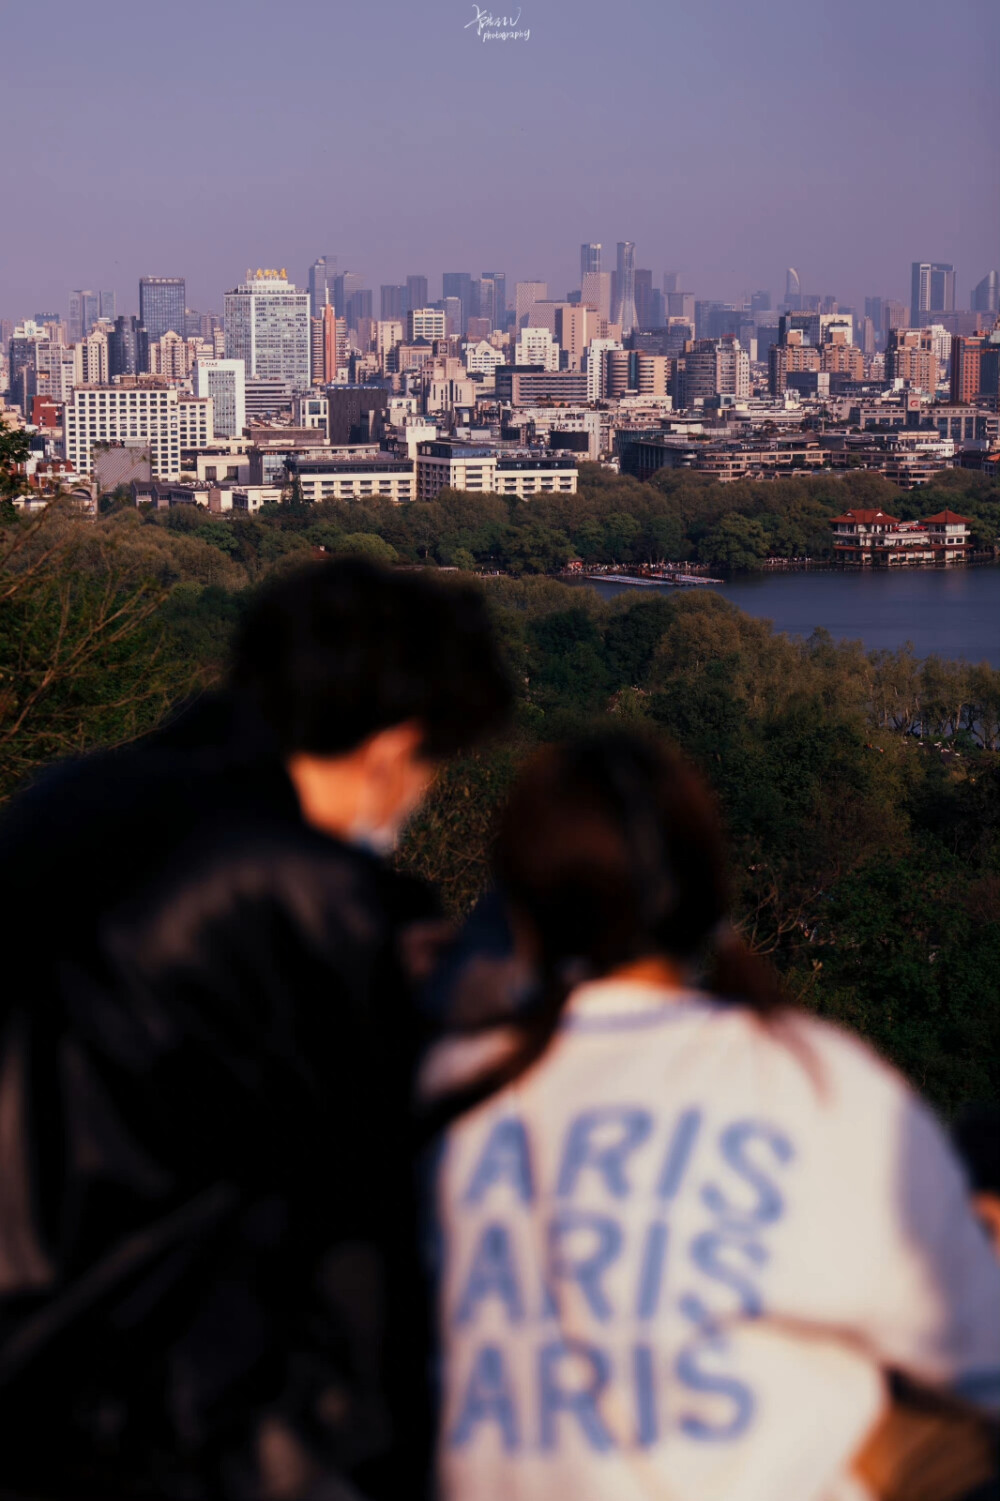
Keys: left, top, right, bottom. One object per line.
{"left": 2, "top": 0, "right": 998, "bottom": 321}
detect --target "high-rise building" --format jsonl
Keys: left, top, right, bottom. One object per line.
{"left": 863, "top": 296, "right": 887, "bottom": 342}
{"left": 677, "top": 337, "right": 749, "bottom": 406}
{"left": 613, "top": 242, "right": 637, "bottom": 335}
{"left": 750, "top": 290, "right": 772, "bottom": 316}
{"left": 663, "top": 271, "right": 680, "bottom": 295}
{"left": 556, "top": 305, "right": 601, "bottom": 370}
{"left": 407, "top": 307, "right": 447, "bottom": 342}
{"left": 74, "top": 329, "right": 109, "bottom": 386}
{"left": 100, "top": 290, "right": 116, "bottom": 320}
{"left": 971, "top": 271, "right": 999, "bottom": 315}
{"left": 147, "top": 331, "right": 197, "bottom": 381}
{"left": 68, "top": 290, "right": 101, "bottom": 343}
{"left": 442, "top": 272, "right": 473, "bottom": 334}
{"left": 327, "top": 386, "right": 389, "bottom": 446}
{"left": 64, "top": 385, "right": 183, "bottom": 480}
{"left": 768, "top": 335, "right": 820, "bottom": 396}
{"left": 883, "top": 300, "right": 907, "bottom": 334}
{"left": 581, "top": 271, "right": 612, "bottom": 324}
{"left": 108, "top": 316, "right": 150, "bottom": 379}
{"left": 515, "top": 281, "right": 548, "bottom": 329}
{"left": 310, "top": 315, "right": 325, "bottom": 383}
{"left": 224, "top": 269, "right": 311, "bottom": 391}
{"left": 345, "top": 290, "right": 373, "bottom": 329}
{"left": 406, "top": 275, "right": 428, "bottom": 313}
{"left": 375, "top": 319, "right": 404, "bottom": 364}
{"left": 332, "top": 273, "right": 365, "bottom": 319}
{"left": 193, "top": 359, "right": 246, "bottom": 438}
{"left": 514, "top": 326, "right": 561, "bottom": 371}
{"left": 8, "top": 323, "right": 42, "bottom": 405}
{"left": 949, "top": 335, "right": 986, "bottom": 404}
{"left": 139, "top": 277, "right": 186, "bottom": 340}
{"left": 380, "top": 285, "right": 406, "bottom": 321}
{"left": 580, "top": 243, "right": 601, "bottom": 278}
{"left": 785, "top": 267, "right": 801, "bottom": 307}
{"left": 308, "top": 257, "right": 334, "bottom": 317}
{"left": 634, "top": 269, "right": 655, "bottom": 331}
{"left": 978, "top": 330, "right": 1000, "bottom": 403}
{"left": 313, "top": 306, "right": 351, "bottom": 382}
{"left": 886, "top": 327, "right": 939, "bottom": 391}
{"left": 666, "top": 291, "right": 695, "bottom": 322}
{"left": 910, "top": 262, "right": 955, "bottom": 328}
{"left": 583, "top": 338, "right": 621, "bottom": 400}
{"left": 477, "top": 272, "right": 506, "bottom": 331}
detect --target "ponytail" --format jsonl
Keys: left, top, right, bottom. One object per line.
{"left": 424, "top": 731, "right": 787, "bottom": 1126}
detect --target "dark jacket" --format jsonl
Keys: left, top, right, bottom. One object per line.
{"left": 0, "top": 703, "right": 437, "bottom": 1499}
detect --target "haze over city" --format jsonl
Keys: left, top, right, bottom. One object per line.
{"left": 2, "top": 0, "right": 998, "bottom": 319}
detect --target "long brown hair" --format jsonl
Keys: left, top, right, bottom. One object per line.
{"left": 433, "top": 731, "right": 785, "bottom": 1119}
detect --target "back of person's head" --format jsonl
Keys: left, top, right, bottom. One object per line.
{"left": 230, "top": 557, "right": 512, "bottom": 759}
{"left": 495, "top": 728, "right": 782, "bottom": 1010}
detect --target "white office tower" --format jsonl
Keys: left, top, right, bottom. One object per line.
{"left": 585, "top": 338, "right": 622, "bottom": 400}
{"left": 515, "top": 326, "right": 561, "bottom": 371}
{"left": 224, "top": 269, "right": 311, "bottom": 391}
{"left": 194, "top": 359, "right": 247, "bottom": 438}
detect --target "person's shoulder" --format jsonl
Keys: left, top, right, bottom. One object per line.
{"left": 772, "top": 1008, "right": 921, "bottom": 1118}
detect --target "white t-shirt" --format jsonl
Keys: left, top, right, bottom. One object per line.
{"left": 430, "top": 981, "right": 1000, "bottom": 1501}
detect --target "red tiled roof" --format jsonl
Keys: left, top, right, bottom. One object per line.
{"left": 830, "top": 509, "right": 901, "bottom": 525}
{"left": 921, "top": 510, "right": 972, "bottom": 525}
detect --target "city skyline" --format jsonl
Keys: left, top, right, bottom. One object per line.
{"left": 2, "top": 0, "right": 997, "bottom": 320}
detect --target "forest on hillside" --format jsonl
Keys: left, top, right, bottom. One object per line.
{"left": 3, "top": 421, "right": 999, "bottom": 1110}
{"left": 100, "top": 461, "right": 1000, "bottom": 573}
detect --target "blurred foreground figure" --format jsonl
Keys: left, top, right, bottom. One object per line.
{"left": 0, "top": 559, "right": 511, "bottom": 1500}
{"left": 426, "top": 732, "right": 1000, "bottom": 1501}
{"left": 953, "top": 1105, "right": 1000, "bottom": 1258}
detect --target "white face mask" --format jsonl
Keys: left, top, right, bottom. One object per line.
{"left": 347, "top": 818, "right": 400, "bottom": 857}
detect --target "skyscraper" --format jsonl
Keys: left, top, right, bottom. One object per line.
{"left": 477, "top": 272, "right": 506, "bottom": 331}
{"left": 971, "top": 271, "right": 999, "bottom": 315}
{"left": 139, "top": 277, "right": 186, "bottom": 340}
{"left": 785, "top": 267, "right": 801, "bottom": 302}
{"left": 406, "top": 275, "right": 428, "bottom": 313}
{"left": 514, "top": 281, "right": 548, "bottom": 330}
{"left": 108, "top": 316, "right": 150, "bottom": 379}
{"left": 442, "top": 272, "right": 473, "bottom": 334}
{"left": 634, "top": 269, "right": 655, "bottom": 331}
{"left": 345, "top": 289, "right": 373, "bottom": 330}
{"left": 750, "top": 290, "right": 772, "bottom": 316}
{"left": 68, "top": 290, "right": 101, "bottom": 343}
{"left": 580, "top": 243, "right": 601, "bottom": 278}
{"left": 224, "top": 269, "right": 311, "bottom": 390}
{"left": 910, "top": 262, "right": 955, "bottom": 328}
{"left": 380, "top": 285, "right": 406, "bottom": 321}
{"left": 194, "top": 359, "right": 246, "bottom": 438}
{"left": 613, "top": 242, "right": 637, "bottom": 335}
{"left": 581, "top": 272, "right": 612, "bottom": 324}
{"left": 332, "top": 272, "right": 365, "bottom": 319}
{"left": 100, "top": 291, "right": 116, "bottom": 320}
{"left": 308, "top": 258, "right": 334, "bottom": 317}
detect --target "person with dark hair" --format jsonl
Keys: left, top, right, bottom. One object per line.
{"left": 0, "top": 557, "right": 512, "bottom": 1500}
{"left": 426, "top": 731, "right": 1000, "bottom": 1501}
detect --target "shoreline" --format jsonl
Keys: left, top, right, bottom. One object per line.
{"left": 562, "top": 554, "right": 999, "bottom": 585}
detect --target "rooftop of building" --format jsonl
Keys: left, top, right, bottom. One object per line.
{"left": 287, "top": 453, "right": 411, "bottom": 472}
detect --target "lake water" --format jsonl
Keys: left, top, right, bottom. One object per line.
{"left": 579, "top": 566, "right": 1000, "bottom": 667}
